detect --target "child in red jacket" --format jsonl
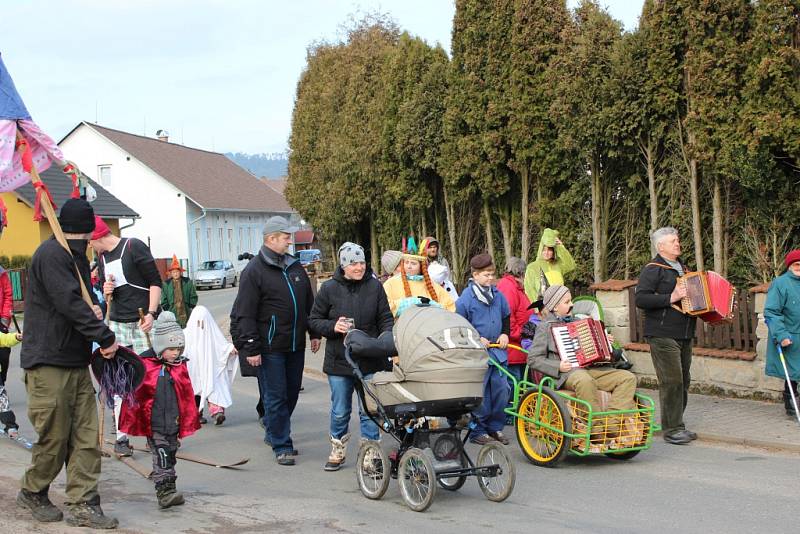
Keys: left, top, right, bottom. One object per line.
{"left": 119, "top": 311, "right": 199, "bottom": 509}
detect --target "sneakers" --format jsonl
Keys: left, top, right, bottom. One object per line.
{"left": 16, "top": 489, "right": 63, "bottom": 522}
{"left": 664, "top": 430, "right": 693, "bottom": 445}
{"left": 489, "top": 431, "right": 510, "bottom": 445}
{"left": 213, "top": 412, "right": 225, "bottom": 426}
{"left": 276, "top": 453, "right": 295, "bottom": 466}
{"left": 114, "top": 438, "right": 133, "bottom": 457}
{"left": 469, "top": 434, "right": 494, "bottom": 445}
{"left": 155, "top": 480, "right": 185, "bottom": 509}
{"left": 324, "top": 433, "right": 350, "bottom": 471}
{"left": 65, "top": 502, "right": 118, "bottom": 529}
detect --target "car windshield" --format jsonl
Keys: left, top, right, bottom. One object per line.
{"left": 200, "top": 261, "right": 224, "bottom": 270}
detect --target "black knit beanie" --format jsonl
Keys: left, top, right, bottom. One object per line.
{"left": 58, "top": 198, "right": 96, "bottom": 234}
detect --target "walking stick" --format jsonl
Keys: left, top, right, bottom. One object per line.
{"left": 776, "top": 343, "right": 800, "bottom": 427}
{"left": 138, "top": 308, "right": 153, "bottom": 350}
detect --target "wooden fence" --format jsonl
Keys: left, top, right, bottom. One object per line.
{"left": 628, "top": 286, "right": 757, "bottom": 352}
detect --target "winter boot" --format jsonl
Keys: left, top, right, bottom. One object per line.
{"left": 324, "top": 433, "right": 349, "bottom": 471}
{"left": 65, "top": 502, "right": 118, "bottom": 529}
{"left": 155, "top": 479, "right": 185, "bottom": 509}
{"left": 16, "top": 489, "right": 63, "bottom": 522}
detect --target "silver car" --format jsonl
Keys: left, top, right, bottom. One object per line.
{"left": 194, "top": 260, "right": 238, "bottom": 290}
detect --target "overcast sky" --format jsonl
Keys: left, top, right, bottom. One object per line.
{"left": 3, "top": 1, "right": 642, "bottom": 155}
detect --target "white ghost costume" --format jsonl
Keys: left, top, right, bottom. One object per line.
{"left": 185, "top": 305, "right": 238, "bottom": 418}
{"left": 428, "top": 262, "right": 459, "bottom": 299}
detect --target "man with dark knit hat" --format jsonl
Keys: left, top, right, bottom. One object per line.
{"left": 455, "top": 253, "right": 512, "bottom": 445}
{"left": 18, "top": 199, "right": 120, "bottom": 529}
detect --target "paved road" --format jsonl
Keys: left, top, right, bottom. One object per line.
{"left": 1, "top": 288, "right": 798, "bottom": 533}
{"left": 195, "top": 285, "right": 239, "bottom": 321}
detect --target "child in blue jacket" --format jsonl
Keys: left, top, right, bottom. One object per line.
{"left": 456, "top": 253, "right": 511, "bottom": 445}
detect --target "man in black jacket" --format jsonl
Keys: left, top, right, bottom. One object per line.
{"left": 230, "top": 216, "right": 320, "bottom": 466}
{"left": 309, "top": 242, "right": 394, "bottom": 471}
{"left": 18, "top": 199, "right": 119, "bottom": 529}
{"left": 635, "top": 227, "right": 697, "bottom": 445}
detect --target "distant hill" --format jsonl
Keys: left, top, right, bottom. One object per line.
{"left": 226, "top": 152, "right": 288, "bottom": 179}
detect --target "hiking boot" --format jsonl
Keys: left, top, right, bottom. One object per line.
{"left": 324, "top": 433, "right": 349, "bottom": 471}
{"left": 114, "top": 438, "right": 133, "bottom": 457}
{"left": 16, "top": 489, "right": 63, "bottom": 522}
{"left": 469, "top": 434, "right": 493, "bottom": 446}
{"left": 489, "top": 431, "right": 510, "bottom": 445}
{"left": 65, "top": 502, "right": 118, "bottom": 529}
{"left": 155, "top": 480, "right": 185, "bottom": 509}
{"left": 276, "top": 453, "right": 295, "bottom": 466}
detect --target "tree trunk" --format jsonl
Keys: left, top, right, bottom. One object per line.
{"left": 642, "top": 137, "right": 659, "bottom": 256}
{"left": 712, "top": 174, "right": 723, "bottom": 275}
{"left": 688, "top": 156, "right": 703, "bottom": 271}
{"left": 520, "top": 163, "right": 531, "bottom": 262}
{"left": 482, "top": 198, "right": 495, "bottom": 259}
{"left": 369, "top": 211, "right": 379, "bottom": 271}
{"left": 498, "top": 199, "right": 513, "bottom": 264}
{"left": 590, "top": 156, "right": 607, "bottom": 283}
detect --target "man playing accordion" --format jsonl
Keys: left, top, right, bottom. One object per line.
{"left": 527, "top": 285, "right": 637, "bottom": 441}
{"left": 635, "top": 227, "right": 698, "bottom": 446}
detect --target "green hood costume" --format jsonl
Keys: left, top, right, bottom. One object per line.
{"left": 523, "top": 228, "right": 576, "bottom": 302}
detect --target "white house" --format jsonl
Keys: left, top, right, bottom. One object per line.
{"left": 59, "top": 122, "right": 295, "bottom": 274}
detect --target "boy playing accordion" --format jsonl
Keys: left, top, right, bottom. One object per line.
{"left": 527, "top": 285, "right": 637, "bottom": 441}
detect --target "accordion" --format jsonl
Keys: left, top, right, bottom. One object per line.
{"left": 676, "top": 271, "right": 735, "bottom": 324}
{"left": 550, "top": 318, "right": 613, "bottom": 369}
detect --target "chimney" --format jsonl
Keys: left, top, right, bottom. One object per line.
{"left": 156, "top": 129, "right": 169, "bottom": 142}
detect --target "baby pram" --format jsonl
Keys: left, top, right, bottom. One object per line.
{"left": 343, "top": 305, "right": 516, "bottom": 512}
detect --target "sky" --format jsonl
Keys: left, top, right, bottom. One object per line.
{"left": 2, "top": 1, "right": 643, "bottom": 155}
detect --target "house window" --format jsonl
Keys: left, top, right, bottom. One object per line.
{"left": 98, "top": 165, "right": 111, "bottom": 187}
{"left": 228, "top": 229, "right": 233, "bottom": 255}
{"left": 218, "top": 229, "right": 223, "bottom": 258}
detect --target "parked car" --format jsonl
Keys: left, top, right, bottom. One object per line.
{"left": 194, "top": 260, "right": 237, "bottom": 289}
{"left": 297, "top": 248, "right": 322, "bottom": 266}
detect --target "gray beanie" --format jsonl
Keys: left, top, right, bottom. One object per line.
{"left": 151, "top": 311, "right": 185, "bottom": 356}
{"left": 381, "top": 250, "right": 403, "bottom": 275}
{"left": 542, "top": 285, "right": 570, "bottom": 313}
{"left": 338, "top": 242, "right": 366, "bottom": 268}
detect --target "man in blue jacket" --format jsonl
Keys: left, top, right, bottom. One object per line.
{"left": 230, "top": 216, "right": 320, "bottom": 465}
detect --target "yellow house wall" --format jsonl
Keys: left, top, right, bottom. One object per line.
{"left": 0, "top": 192, "right": 121, "bottom": 258}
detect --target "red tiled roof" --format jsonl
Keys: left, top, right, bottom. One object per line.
{"left": 294, "top": 230, "right": 314, "bottom": 244}
{"left": 80, "top": 123, "right": 292, "bottom": 213}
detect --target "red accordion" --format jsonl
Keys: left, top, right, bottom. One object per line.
{"left": 676, "top": 271, "right": 735, "bottom": 324}
{"left": 550, "top": 318, "right": 613, "bottom": 369}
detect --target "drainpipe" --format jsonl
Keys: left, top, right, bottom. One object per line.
{"left": 120, "top": 218, "right": 137, "bottom": 231}
{"left": 188, "top": 209, "right": 207, "bottom": 275}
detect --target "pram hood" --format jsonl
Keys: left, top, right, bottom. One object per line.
{"left": 383, "top": 305, "right": 488, "bottom": 384}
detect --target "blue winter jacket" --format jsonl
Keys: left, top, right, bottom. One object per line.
{"left": 456, "top": 281, "right": 511, "bottom": 364}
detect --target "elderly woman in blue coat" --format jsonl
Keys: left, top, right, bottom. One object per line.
{"left": 764, "top": 249, "right": 800, "bottom": 417}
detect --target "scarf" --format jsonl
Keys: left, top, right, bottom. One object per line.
{"left": 471, "top": 282, "right": 494, "bottom": 306}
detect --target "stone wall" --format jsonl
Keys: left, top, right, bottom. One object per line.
{"left": 591, "top": 280, "right": 784, "bottom": 401}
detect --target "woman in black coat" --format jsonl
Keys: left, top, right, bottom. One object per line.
{"left": 309, "top": 242, "right": 394, "bottom": 472}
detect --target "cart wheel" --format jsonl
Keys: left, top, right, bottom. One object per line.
{"left": 433, "top": 433, "right": 467, "bottom": 491}
{"left": 476, "top": 442, "right": 515, "bottom": 502}
{"left": 605, "top": 449, "right": 641, "bottom": 461}
{"left": 398, "top": 448, "right": 437, "bottom": 512}
{"left": 515, "top": 387, "right": 572, "bottom": 467}
{"left": 356, "top": 440, "right": 390, "bottom": 500}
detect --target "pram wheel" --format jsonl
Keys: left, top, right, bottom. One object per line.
{"left": 398, "top": 447, "right": 437, "bottom": 512}
{"left": 356, "top": 440, "right": 391, "bottom": 500}
{"left": 515, "top": 387, "right": 572, "bottom": 467}
{"left": 476, "top": 442, "right": 515, "bottom": 502}
{"left": 433, "top": 433, "right": 467, "bottom": 491}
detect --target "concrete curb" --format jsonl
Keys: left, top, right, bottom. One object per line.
{"left": 303, "top": 366, "right": 327, "bottom": 382}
